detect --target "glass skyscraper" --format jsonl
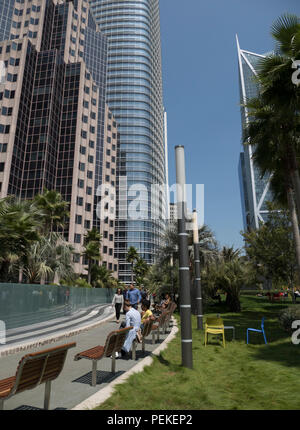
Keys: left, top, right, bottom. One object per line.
{"left": 237, "top": 36, "right": 273, "bottom": 231}
{"left": 89, "top": 0, "right": 167, "bottom": 282}
{"left": 0, "top": 0, "right": 14, "bottom": 42}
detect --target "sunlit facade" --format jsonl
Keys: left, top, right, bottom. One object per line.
{"left": 89, "top": 0, "right": 167, "bottom": 283}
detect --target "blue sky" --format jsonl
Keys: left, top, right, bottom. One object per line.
{"left": 160, "top": 0, "right": 299, "bottom": 250}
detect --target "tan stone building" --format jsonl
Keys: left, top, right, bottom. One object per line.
{"left": 0, "top": 0, "right": 117, "bottom": 277}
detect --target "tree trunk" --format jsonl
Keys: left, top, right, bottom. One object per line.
{"left": 18, "top": 267, "right": 23, "bottom": 284}
{"left": 286, "top": 185, "right": 300, "bottom": 304}
{"left": 54, "top": 271, "right": 59, "bottom": 285}
{"left": 288, "top": 144, "right": 300, "bottom": 223}
{"left": 88, "top": 260, "right": 92, "bottom": 286}
{"left": 225, "top": 292, "right": 241, "bottom": 312}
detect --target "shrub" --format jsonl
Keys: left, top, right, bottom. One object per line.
{"left": 278, "top": 306, "right": 300, "bottom": 333}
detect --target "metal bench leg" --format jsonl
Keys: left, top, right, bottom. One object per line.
{"left": 152, "top": 331, "right": 155, "bottom": 345}
{"left": 142, "top": 338, "right": 145, "bottom": 355}
{"left": 132, "top": 341, "right": 136, "bottom": 360}
{"left": 111, "top": 354, "right": 116, "bottom": 374}
{"left": 44, "top": 380, "right": 51, "bottom": 410}
{"left": 0, "top": 399, "right": 4, "bottom": 410}
{"left": 92, "top": 360, "right": 97, "bottom": 387}
{"left": 157, "top": 328, "right": 160, "bottom": 342}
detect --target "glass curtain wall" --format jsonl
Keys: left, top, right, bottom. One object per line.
{"left": 89, "top": 0, "right": 166, "bottom": 283}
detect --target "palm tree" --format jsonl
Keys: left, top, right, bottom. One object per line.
{"left": 253, "top": 14, "right": 300, "bottom": 215}
{"left": 221, "top": 246, "right": 241, "bottom": 262}
{"left": 127, "top": 246, "right": 139, "bottom": 284}
{"left": 34, "top": 188, "right": 70, "bottom": 233}
{"left": 266, "top": 168, "right": 300, "bottom": 302}
{"left": 0, "top": 197, "right": 42, "bottom": 281}
{"left": 91, "top": 264, "right": 118, "bottom": 289}
{"left": 133, "top": 257, "right": 149, "bottom": 287}
{"left": 157, "top": 222, "right": 178, "bottom": 265}
{"left": 82, "top": 228, "right": 102, "bottom": 285}
{"left": 244, "top": 96, "right": 300, "bottom": 276}
{"left": 189, "top": 225, "right": 219, "bottom": 267}
{"left": 22, "top": 233, "right": 75, "bottom": 284}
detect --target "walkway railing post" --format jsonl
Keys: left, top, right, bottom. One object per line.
{"left": 192, "top": 210, "right": 204, "bottom": 330}
{"left": 175, "top": 145, "right": 193, "bottom": 369}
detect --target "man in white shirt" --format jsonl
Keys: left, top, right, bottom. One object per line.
{"left": 120, "top": 300, "right": 141, "bottom": 358}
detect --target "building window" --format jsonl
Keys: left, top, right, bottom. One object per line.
{"left": 85, "top": 203, "right": 91, "bottom": 212}
{"left": 78, "top": 179, "right": 84, "bottom": 188}
{"left": 73, "top": 254, "right": 80, "bottom": 263}
{"left": 75, "top": 215, "right": 82, "bottom": 225}
{"left": 0, "top": 125, "right": 10, "bottom": 134}
{"left": 84, "top": 220, "right": 91, "bottom": 229}
{"left": 76, "top": 196, "right": 83, "bottom": 206}
{"left": 0, "top": 143, "right": 7, "bottom": 153}
{"left": 0, "top": 163, "right": 4, "bottom": 172}
{"left": 74, "top": 234, "right": 81, "bottom": 244}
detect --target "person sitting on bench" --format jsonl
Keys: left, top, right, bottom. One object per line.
{"left": 119, "top": 300, "right": 141, "bottom": 358}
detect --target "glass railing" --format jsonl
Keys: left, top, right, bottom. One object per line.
{"left": 0, "top": 283, "right": 114, "bottom": 330}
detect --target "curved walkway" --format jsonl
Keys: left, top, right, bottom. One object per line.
{"left": 0, "top": 304, "right": 112, "bottom": 357}
{"left": 0, "top": 311, "right": 177, "bottom": 410}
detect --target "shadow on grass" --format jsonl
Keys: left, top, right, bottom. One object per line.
{"left": 156, "top": 354, "right": 170, "bottom": 367}
{"left": 252, "top": 340, "right": 300, "bottom": 368}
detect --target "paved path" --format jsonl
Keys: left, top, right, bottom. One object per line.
{"left": 0, "top": 310, "right": 173, "bottom": 410}
{"left": 0, "top": 304, "right": 110, "bottom": 354}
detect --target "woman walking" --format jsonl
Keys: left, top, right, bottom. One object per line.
{"left": 112, "top": 288, "right": 124, "bottom": 323}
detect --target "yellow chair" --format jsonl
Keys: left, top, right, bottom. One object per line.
{"left": 204, "top": 317, "right": 225, "bottom": 348}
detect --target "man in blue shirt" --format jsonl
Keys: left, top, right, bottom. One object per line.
{"left": 126, "top": 284, "right": 141, "bottom": 310}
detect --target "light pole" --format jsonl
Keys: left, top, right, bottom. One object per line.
{"left": 192, "top": 210, "right": 204, "bottom": 330}
{"left": 175, "top": 145, "right": 193, "bottom": 369}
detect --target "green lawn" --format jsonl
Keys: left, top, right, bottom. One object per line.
{"left": 95, "top": 296, "right": 300, "bottom": 410}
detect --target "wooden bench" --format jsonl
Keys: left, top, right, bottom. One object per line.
{"left": 132, "top": 319, "right": 154, "bottom": 360}
{"left": 74, "top": 326, "right": 132, "bottom": 387}
{"left": 0, "top": 342, "right": 76, "bottom": 410}
{"left": 151, "top": 309, "right": 173, "bottom": 344}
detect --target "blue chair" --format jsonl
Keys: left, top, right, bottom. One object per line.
{"left": 247, "top": 317, "right": 267, "bottom": 344}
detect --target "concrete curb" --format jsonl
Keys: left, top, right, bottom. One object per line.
{"left": 71, "top": 317, "right": 179, "bottom": 410}
{"left": 0, "top": 306, "right": 115, "bottom": 358}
